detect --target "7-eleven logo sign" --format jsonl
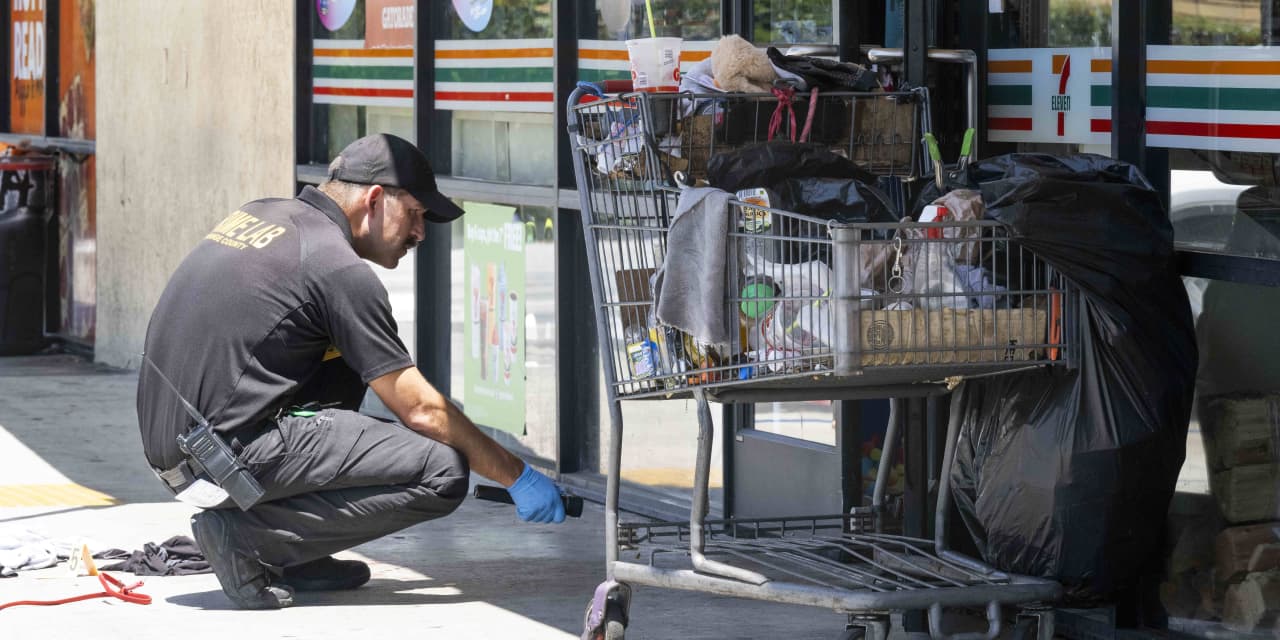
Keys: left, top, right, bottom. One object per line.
{"left": 1050, "top": 54, "right": 1072, "bottom": 137}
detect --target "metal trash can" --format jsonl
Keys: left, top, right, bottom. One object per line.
{"left": 0, "top": 156, "right": 55, "bottom": 355}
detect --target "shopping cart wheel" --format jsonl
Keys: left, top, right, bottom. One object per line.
{"left": 582, "top": 599, "right": 627, "bottom": 640}
{"left": 1011, "top": 617, "right": 1037, "bottom": 640}
{"left": 582, "top": 581, "right": 631, "bottom": 640}
{"left": 1013, "top": 604, "right": 1054, "bottom": 640}
{"left": 842, "top": 614, "right": 888, "bottom": 640}
{"left": 1012, "top": 605, "right": 1054, "bottom": 640}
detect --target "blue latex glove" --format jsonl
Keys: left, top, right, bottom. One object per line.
{"left": 506, "top": 464, "right": 566, "bottom": 524}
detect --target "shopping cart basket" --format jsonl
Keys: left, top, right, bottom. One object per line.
{"left": 567, "top": 81, "right": 1074, "bottom": 640}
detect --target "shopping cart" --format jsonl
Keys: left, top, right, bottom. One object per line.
{"left": 567, "top": 81, "right": 1075, "bottom": 640}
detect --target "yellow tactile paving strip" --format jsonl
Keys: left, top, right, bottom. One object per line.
{"left": 0, "top": 484, "right": 118, "bottom": 507}
{"left": 622, "top": 468, "right": 724, "bottom": 489}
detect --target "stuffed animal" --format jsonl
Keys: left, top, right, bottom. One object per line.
{"left": 710, "top": 35, "right": 777, "bottom": 93}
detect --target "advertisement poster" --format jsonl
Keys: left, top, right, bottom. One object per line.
{"left": 11, "top": 0, "right": 45, "bottom": 134}
{"left": 58, "top": 0, "right": 96, "bottom": 343}
{"left": 365, "top": 0, "right": 414, "bottom": 49}
{"left": 463, "top": 202, "right": 526, "bottom": 436}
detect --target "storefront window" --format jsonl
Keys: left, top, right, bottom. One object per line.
{"left": 590, "top": 0, "right": 720, "bottom": 40}
{"left": 754, "top": 0, "right": 834, "bottom": 45}
{"left": 437, "top": 1, "right": 554, "bottom": 184}
{"left": 985, "top": 0, "right": 1112, "bottom": 156}
{"left": 309, "top": 1, "right": 415, "bottom": 164}
{"left": 1158, "top": 1, "right": 1278, "bottom": 260}
{"left": 579, "top": 1, "right": 722, "bottom": 501}
{"left": 1151, "top": 4, "right": 1280, "bottom": 635}
{"left": 440, "top": 1, "right": 558, "bottom": 463}
{"left": 442, "top": 0, "right": 552, "bottom": 39}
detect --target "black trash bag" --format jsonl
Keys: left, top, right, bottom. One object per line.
{"left": 706, "top": 142, "right": 898, "bottom": 263}
{"left": 707, "top": 140, "right": 880, "bottom": 194}
{"left": 949, "top": 153, "right": 1197, "bottom": 603}
{"left": 766, "top": 47, "right": 879, "bottom": 91}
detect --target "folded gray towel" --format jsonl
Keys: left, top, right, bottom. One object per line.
{"left": 653, "top": 187, "right": 736, "bottom": 347}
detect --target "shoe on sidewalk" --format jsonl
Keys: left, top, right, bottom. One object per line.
{"left": 275, "top": 556, "right": 371, "bottom": 591}
{"left": 190, "top": 510, "right": 295, "bottom": 610}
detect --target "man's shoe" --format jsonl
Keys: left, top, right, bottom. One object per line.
{"left": 190, "top": 510, "right": 294, "bottom": 609}
{"left": 276, "top": 556, "right": 371, "bottom": 591}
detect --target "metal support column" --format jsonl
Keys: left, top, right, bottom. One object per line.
{"left": 43, "top": 0, "right": 57, "bottom": 137}
{"left": 0, "top": 0, "right": 11, "bottom": 131}
{"left": 835, "top": 400, "right": 862, "bottom": 515}
{"left": 837, "top": 0, "right": 857, "bottom": 62}
{"left": 554, "top": 1, "right": 598, "bottom": 474}
{"left": 295, "top": 0, "right": 313, "bottom": 167}
{"left": 903, "top": 396, "right": 930, "bottom": 633}
{"left": 1145, "top": 1, "right": 1171, "bottom": 212}
{"left": 1110, "top": 0, "right": 1145, "bottom": 167}
{"left": 413, "top": 0, "right": 451, "bottom": 392}
{"left": 1267, "top": 1, "right": 1280, "bottom": 45}
{"left": 903, "top": 0, "right": 928, "bottom": 88}
{"left": 723, "top": 0, "right": 751, "bottom": 38}
{"left": 901, "top": 2, "right": 928, "bottom": 632}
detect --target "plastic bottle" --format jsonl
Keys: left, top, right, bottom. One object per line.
{"left": 647, "top": 308, "right": 683, "bottom": 390}
{"left": 624, "top": 323, "right": 658, "bottom": 380}
{"left": 738, "top": 275, "right": 779, "bottom": 353}
{"left": 736, "top": 187, "right": 779, "bottom": 265}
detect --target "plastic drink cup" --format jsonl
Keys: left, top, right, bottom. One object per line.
{"left": 625, "top": 37, "right": 682, "bottom": 92}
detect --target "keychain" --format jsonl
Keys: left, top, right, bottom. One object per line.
{"left": 888, "top": 235, "right": 906, "bottom": 294}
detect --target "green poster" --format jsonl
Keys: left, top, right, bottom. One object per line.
{"left": 463, "top": 202, "right": 526, "bottom": 436}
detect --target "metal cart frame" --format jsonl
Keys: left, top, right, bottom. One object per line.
{"left": 567, "top": 83, "right": 1071, "bottom": 640}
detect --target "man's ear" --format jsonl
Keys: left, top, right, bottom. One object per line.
{"left": 362, "top": 184, "right": 385, "bottom": 217}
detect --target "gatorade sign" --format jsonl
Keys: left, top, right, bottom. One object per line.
{"left": 366, "top": 0, "right": 414, "bottom": 49}
{"left": 11, "top": 0, "right": 44, "bottom": 134}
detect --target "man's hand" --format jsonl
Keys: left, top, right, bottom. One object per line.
{"left": 506, "top": 464, "right": 566, "bottom": 524}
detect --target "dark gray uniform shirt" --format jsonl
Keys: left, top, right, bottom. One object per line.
{"left": 137, "top": 186, "right": 413, "bottom": 470}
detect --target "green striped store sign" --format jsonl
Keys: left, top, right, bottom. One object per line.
{"left": 990, "top": 46, "right": 1279, "bottom": 152}
{"left": 435, "top": 39, "right": 554, "bottom": 113}
{"left": 313, "top": 39, "right": 413, "bottom": 108}
{"left": 986, "top": 54, "right": 1035, "bottom": 137}
{"left": 1093, "top": 46, "right": 1280, "bottom": 153}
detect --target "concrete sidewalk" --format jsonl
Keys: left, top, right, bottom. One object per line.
{"left": 0, "top": 354, "right": 845, "bottom": 639}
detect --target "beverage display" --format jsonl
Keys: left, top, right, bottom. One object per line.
{"left": 504, "top": 291, "right": 519, "bottom": 385}
{"left": 470, "top": 264, "right": 481, "bottom": 358}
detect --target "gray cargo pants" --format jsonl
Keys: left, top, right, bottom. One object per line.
{"left": 213, "top": 408, "right": 470, "bottom": 568}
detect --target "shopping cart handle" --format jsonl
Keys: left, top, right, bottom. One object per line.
{"left": 473, "top": 484, "right": 585, "bottom": 518}
{"left": 597, "top": 79, "right": 634, "bottom": 94}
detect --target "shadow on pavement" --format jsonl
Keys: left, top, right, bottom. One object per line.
{"left": 0, "top": 355, "right": 171, "bottom": 504}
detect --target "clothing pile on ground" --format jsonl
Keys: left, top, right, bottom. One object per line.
{"left": 0, "top": 526, "right": 210, "bottom": 577}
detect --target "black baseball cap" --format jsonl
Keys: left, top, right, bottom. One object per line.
{"left": 328, "top": 133, "right": 464, "bottom": 223}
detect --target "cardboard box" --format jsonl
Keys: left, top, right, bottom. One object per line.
{"left": 1200, "top": 393, "right": 1280, "bottom": 472}
{"left": 1213, "top": 464, "right": 1280, "bottom": 524}
{"left": 852, "top": 307, "right": 1048, "bottom": 367}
